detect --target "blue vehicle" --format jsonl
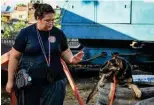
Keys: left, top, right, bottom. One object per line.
{"left": 56, "top": 0, "right": 154, "bottom": 72}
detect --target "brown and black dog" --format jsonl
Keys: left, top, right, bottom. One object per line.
{"left": 86, "top": 53, "right": 142, "bottom": 104}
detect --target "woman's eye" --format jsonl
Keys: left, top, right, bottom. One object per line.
{"left": 45, "top": 19, "right": 55, "bottom": 22}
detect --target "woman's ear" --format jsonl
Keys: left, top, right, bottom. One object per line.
{"left": 37, "top": 16, "right": 42, "bottom": 21}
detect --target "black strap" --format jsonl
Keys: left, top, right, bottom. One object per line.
{"left": 18, "top": 54, "right": 35, "bottom": 72}
{"left": 36, "top": 28, "right": 51, "bottom": 67}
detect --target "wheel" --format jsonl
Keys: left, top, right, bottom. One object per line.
{"left": 96, "top": 83, "right": 154, "bottom": 105}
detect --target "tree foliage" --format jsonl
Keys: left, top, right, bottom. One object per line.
{"left": 16, "top": 4, "right": 27, "bottom": 7}
{"left": 1, "top": 16, "right": 8, "bottom": 23}
{"left": 1, "top": 9, "right": 61, "bottom": 38}
{"left": 1, "top": 19, "right": 28, "bottom": 38}
{"left": 54, "top": 12, "right": 61, "bottom": 29}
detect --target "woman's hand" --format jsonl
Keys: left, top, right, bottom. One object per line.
{"left": 72, "top": 51, "right": 84, "bottom": 64}
{"left": 61, "top": 48, "right": 84, "bottom": 64}
{"left": 6, "top": 81, "right": 14, "bottom": 93}
{"left": 6, "top": 48, "right": 22, "bottom": 93}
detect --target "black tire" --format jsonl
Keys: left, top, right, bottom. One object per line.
{"left": 97, "top": 83, "right": 154, "bottom": 105}
{"left": 135, "top": 97, "right": 154, "bottom": 105}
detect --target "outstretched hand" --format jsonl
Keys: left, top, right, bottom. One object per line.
{"left": 72, "top": 50, "right": 84, "bottom": 64}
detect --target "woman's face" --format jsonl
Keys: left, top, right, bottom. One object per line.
{"left": 37, "top": 13, "right": 55, "bottom": 31}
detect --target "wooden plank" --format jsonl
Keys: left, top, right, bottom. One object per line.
{"left": 1, "top": 51, "right": 10, "bottom": 67}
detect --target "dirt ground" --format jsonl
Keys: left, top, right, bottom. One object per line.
{"left": 64, "top": 78, "right": 98, "bottom": 105}
{"left": 1, "top": 77, "right": 98, "bottom": 105}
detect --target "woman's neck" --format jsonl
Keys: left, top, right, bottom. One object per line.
{"left": 37, "top": 23, "right": 45, "bottom": 31}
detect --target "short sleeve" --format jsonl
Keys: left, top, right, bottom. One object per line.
{"left": 13, "top": 29, "right": 27, "bottom": 53}
{"left": 60, "top": 32, "right": 68, "bottom": 52}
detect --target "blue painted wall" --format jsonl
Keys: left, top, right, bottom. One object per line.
{"left": 132, "top": 0, "right": 154, "bottom": 24}
{"left": 56, "top": 0, "right": 154, "bottom": 41}
{"left": 56, "top": 0, "right": 154, "bottom": 65}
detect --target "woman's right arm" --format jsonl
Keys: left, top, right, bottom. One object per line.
{"left": 6, "top": 48, "right": 22, "bottom": 93}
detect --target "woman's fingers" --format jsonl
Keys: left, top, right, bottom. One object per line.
{"left": 71, "top": 51, "right": 84, "bottom": 64}
{"left": 6, "top": 82, "right": 13, "bottom": 93}
{"left": 76, "top": 51, "right": 84, "bottom": 58}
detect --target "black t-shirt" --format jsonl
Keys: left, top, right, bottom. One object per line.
{"left": 13, "top": 24, "right": 68, "bottom": 82}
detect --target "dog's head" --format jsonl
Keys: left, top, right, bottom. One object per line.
{"left": 100, "top": 53, "right": 124, "bottom": 77}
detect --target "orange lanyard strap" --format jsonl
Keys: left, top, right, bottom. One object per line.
{"left": 60, "top": 59, "right": 84, "bottom": 105}
{"left": 109, "top": 76, "right": 116, "bottom": 105}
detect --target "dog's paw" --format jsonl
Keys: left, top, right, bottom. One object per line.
{"left": 135, "top": 89, "right": 142, "bottom": 98}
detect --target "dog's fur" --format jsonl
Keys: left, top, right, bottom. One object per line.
{"left": 86, "top": 53, "right": 142, "bottom": 104}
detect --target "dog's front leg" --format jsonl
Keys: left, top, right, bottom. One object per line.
{"left": 108, "top": 83, "right": 114, "bottom": 100}
{"left": 128, "top": 84, "right": 142, "bottom": 98}
{"left": 127, "top": 78, "right": 142, "bottom": 98}
{"left": 99, "top": 74, "right": 106, "bottom": 87}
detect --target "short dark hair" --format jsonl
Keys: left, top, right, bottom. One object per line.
{"left": 33, "top": 3, "right": 55, "bottom": 20}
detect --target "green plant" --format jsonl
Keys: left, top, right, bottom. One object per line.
{"left": 1, "top": 16, "right": 8, "bottom": 23}
{"left": 1, "top": 21, "right": 28, "bottom": 38}
{"left": 16, "top": 4, "right": 27, "bottom": 7}
{"left": 54, "top": 13, "right": 61, "bottom": 29}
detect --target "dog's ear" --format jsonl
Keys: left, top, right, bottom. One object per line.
{"left": 111, "top": 52, "right": 119, "bottom": 58}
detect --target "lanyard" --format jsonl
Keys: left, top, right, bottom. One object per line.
{"left": 60, "top": 59, "right": 85, "bottom": 105}
{"left": 36, "top": 29, "right": 51, "bottom": 67}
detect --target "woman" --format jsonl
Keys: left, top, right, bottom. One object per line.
{"left": 6, "top": 3, "right": 84, "bottom": 105}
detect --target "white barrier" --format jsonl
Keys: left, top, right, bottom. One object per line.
{"left": 133, "top": 75, "right": 154, "bottom": 85}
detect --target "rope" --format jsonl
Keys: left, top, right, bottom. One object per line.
{"left": 109, "top": 76, "right": 116, "bottom": 105}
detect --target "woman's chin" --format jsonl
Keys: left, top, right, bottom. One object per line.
{"left": 47, "top": 26, "right": 53, "bottom": 30}
{"left": 43, "top": 27, "right": 52, "bottom": 31}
